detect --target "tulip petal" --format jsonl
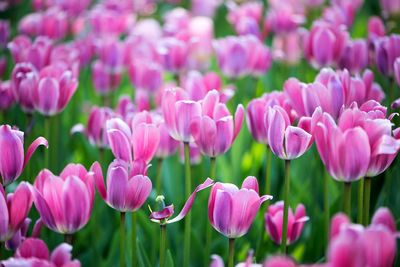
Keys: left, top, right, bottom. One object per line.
{"left": 233, "top": 104, "right": 244, "bottom": 140}
{"left": 150, "top": 205, "right": 175, "bottom": 222}
{"left": 9, "top": 182, "right": 32, "bottom": 232}
{"left": 284, "top": 126, "right": 312, "bottom": 159}
{"left": 241, "top": 176, "right": 259, "bottom": 193}
{"left": 23, "top": 137, "right": 48, "bottom": 171}
{"left": 212, "top": 190, "right": 232, "bottom": 236}
{"left": 125, "top": 175, "right": 152, "bottom": 211}
{"left": 0, "top": 192, "right": 9, "bottom": 240}
{"left": 51, "top": 243, "right": 73, "bottom": 266}
{"left": 107, "top": 129, "right": 132, "bottom": 163}
{"left": 107, "top": 163, "right": 128, "bottom": 211}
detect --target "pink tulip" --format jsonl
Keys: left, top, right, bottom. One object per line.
{"left": 91, "top": 59, "right": 122, "bottom": 95}
{"left": 374, "top": 34, "right": 400, "bottom": 75}
{"left": 247, "top": 92, "right": 295, "bottom": 144}
{"left": 8, "top": 35, "right": 52, "bottom": 70}
{"left": 208, "top": 176, "right": 272, "bottom": 238}
{"left": 272, "top": 31, "right": 304, "bottom": 65}
{"left": 11, "top": 63, "right": 38, "bottom": 113}
{"left": 371, "top": 207, "right": 397, "bottom": 233}
{"left": 0, "top": 19, "right": 10, "bottom": 49}
{"left": 161, "top": 87, "right": 202, "bottom": 142}
{"left": 152, "top": 113, "right": 179, "bottom": 158}
{"left": 5, "top": 217, "right": 37, "bottom": 251}
{"left": 2, "top": 238, "right": 80, "bottom": 267}
{"left": 95, "top": 159, "right": 152, "bottom": 212}
{"left": 367, "top": 17, "right": 385, "bottom": 42}
{"left": 265, "top": 201, "right": 309, "bottom": 245}
{"left": 96, "top": 38, "right": 125, "bottom": 71}
{"left": 150, "top": 178, "right": 214, "bottom": 224}
{"left": 191, "top": 0, "right": 221, "bottom": 17}
{"left": 304, "top": 20, "right": 348, "bottom": 68}
{"left": 187, "top": 17, "right": 214, "bottom": 70}
{"left": 0, "top": 125, "right": 48, "bottom": 185}
{"left": 190, "top": 90, "right": 244, "bottom": 157}
{"left": 49, "top": 44, "right": 80, "bottom": 77}
{"left": 264, "top": 7, "right": 305, "bottom": 34}
{"left": 263, "top": 256, "right": 298, "bottom": 267}
{"left": 395, "top": 57, "right": 400, "bottom": 87}
{"left": 0, "top": 182, "right": 33, "bottom": 242}
{"left": 107, "top": 112, "right": 160, "bottom": 164}
{"left": 128, "top": 60, "right": 163, "bottom": 92}
{"left": 329, "top": 213, "right": 350, "bottom": 241}
{"left": 267, "top": 105, "right": 312, "bottom": 160}
{"left": 380, "top": 0, "right": 400, "bottom": 17}
{"left": 32, "top": 163, "right": 98, "bottom": 234}
{"left": 0, "top": 81, "right": 15, "bottom": 111}
{"left": 227, "top": 1, "right": 262, "bottom": 37}
{"left": 338, "top": 39, "right": 368, "bottom": 73}
{"left": 158, "top": 37, "right": 188, "bottom": 73}
{"left": 89, "top": 4, "right": 133, "bottom": 37}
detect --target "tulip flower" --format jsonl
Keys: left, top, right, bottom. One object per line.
{"left": 265, "top": 201, "right": 309, "bottom": 245}
{"left": 380, "top": 0, "right": 400, "bottom": 18}
{"left": 106, "top": 113, "right": 160, "bottom": 165}
{"left": 2, "top": 238, "right": 80, "bottom": 266}
{"left": 150, "top": 178, "right": 214, "bottom": 267}
{"left": 272, "top": 30, "right": 304, "bottom": 65}
{"left": 208, "top": 176, "right": 272, "bottom": 267}
{"left": 0, "top": 19, "right": 10, "bottom": 49}
{"left": 374, "top": 34, "right": 400, "bottom": 76}
{"left": 0, "top": 125, "right": 48, "bottom": 186}
{"left": 338, "top": 39, "right": 368, "bottom": 73}
{"left": 128, "top": 60, "right": 163, "bottom": 92}
{"left": 263, "top": 256, "right": 298, "bottom": 267}
{"left": 91, "top": 59, "right": 122, "bottom": 96}
{"left": 32, "top": 163, "right": 98, "bottom": 235}
{"left": 367, "top": 17, "right": 385, "bottom": 42}
{"left": 304, "top": 20, "right": 348, "bottom": 68}
{"left": 32, "top": 64, "right": 78, "bottom": 116}
{"left": 0, "top": 81, "right": 15, "bottom": 111}
{"left": 5, "top": 218, "right": 42, "bottom": 251}
{"left": 0, "top": 182, "right": 33, "bottom": 242}
{"left": 11, "top": 63, "right": 38, "bottom": 113}
{"left": 158, "top": 37, "right": 188, "bottom": 74}
{"left": 190, "top": 90, "right": 244, "bottom": 158}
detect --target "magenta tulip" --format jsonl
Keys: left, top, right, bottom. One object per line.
{"left": 0, "top": 182, "right": 33, "bottom": 242}
{"left": 265, "top": 201, "right": 309, "bottom": 245}
{"left": 338, "top": 39, "right": 368, "bottom": 73}
{"left": 0, "top": 19, "right": 10, "bottom": 49}
{"left": 380, "top": 0, "right": 400, "bottom": 17}
{"left": 32, "top": 64, "right": 78, "bottom": 116}
{"left": 263, "top": 256, "right": 297, "bottom": 267}
{"left": 190, "top": 90, "right": 244, "bottom": 157}
{"left": 107, "top": 112, "right": 160, "bottom": 164}
{"left": 11, "top": 63, "right": 38, "bottom": 113}
{"left": 367, "top": 17, "right": 385, "bottom": 41}
{"left": 267, "top": 105, "right": 312, "bottom": 160}
{"left": 91, "top": 59, "right": 122, "bottom": 95}
{"left": 128, "top": 60, "right": 163, "bottom": 92}
{"left": 158, "top": 37, "right": 188, "bottom": 73}
{"left": 272, "top": 30, "right": 304, "bottom": 65}
{"left": 161, "top": 87, "right": 202, "bottom": 142}
{"left": 0, "top": 125, "right": 48, "bottom": 185}
{"left": 2, "top": 238, "right": 80, "bottom": 267}
{"left": 374, "top": 34, "right": 400, "bottom": 76}
{"left": 371, "top": 207, "right": 397, "bottom": 233}
{"left": 150, "top": 178, "right": 214, "bottom": 224}
{"left": 95, "top": 159, "right": 152, "bottom": 212}
{"left": 304, "top": 20, "right": 348, "bottom": 67}
{"left": 32, "top": 163, "right": 97, "bottom": 234}
{"left": 152, "top": 113, "right": 179, "bottom": 158}
{"left": 208, "top": 176, "right": 272, "bottom": 238}
{"left": 0, "top": 81, "right": 15, "bottom": 111}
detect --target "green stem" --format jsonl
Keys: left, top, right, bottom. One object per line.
{"left": 357, "top": 178, "right": 364, "bottom": 224}
{"left": 160, "top": 225, "right": 166, "bottom": 267}
{"left": 156, "top": 158, "right": 163, "bottom": 195}
{"left": 280, "top": 160, "right": 291, "bottom": 254}
{"left": 183, "top": 142, "right": 192, "bottom": 267}
{"left": 64, "top": 234, "right": 73, "bottom": 245}
{"left": 120, "top": 212, "right": 126, "bottom": 267}
{"left": 324, "top": 171, "right": 330, "bottom": 246}
{"left": 343, "top": 182, "right": 352, "bottom": 216}
{"left": 132, "top": 212, "right": 137, "bottom": 267}
{"left": 363, "top": 177, "right": 372, "bottom": 226}
{"left": 228, "top": 238, "right": 235, "bottom": 267}
{"left": 265, "top": 147, "right": 272, "bottom": 197}
{"left": 204, "top": 157, "right": 217, "bottom": 264}
{"left": 44, "top": 117, "right": 50, "bottom": 169}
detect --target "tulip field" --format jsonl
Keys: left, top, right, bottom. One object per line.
{"left": 1, "top": 0, "right": 400, "bottom": 266}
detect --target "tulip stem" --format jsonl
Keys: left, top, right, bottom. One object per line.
{"left": 363, "top": 177, "right": 372, "bottom": 225}
{"left": 205, "top": 157, "right": 217, "bottom": 264}
{"left": 228, "top": 238, "right": 235, "bottom": 267}
{"left": 343, "top": 182, "right": 351, "bottom": 216}
{"left": 281, "top": 160, "right": 291, "bottom": 254}
{"left": 44, "top": 117, "right": 50, "bottom": 169}
{"left": 324, "top": 171, "right": 330, "bottom": 247}
{"left": 183, "top": 142, "right": 191, "bottom": 267}
{"left": 132, "top": 212, "right": 137, "bottom": 267}
{"left": 64, "top": 234, "right": 73, "bottom": 245}
{"left": 357, "top": 178, "right": 364, "bottom": 224}
{"left": 160, "top": 225, "right": 166, "bottom": 267}
{"left": 156, "top": 158, "right": 163, "bottom": 195}
{"left": 265, "top": 147, "right": 272, "bottom": 197}
{"left": 120, "top": 212, "right": 126, "bottom": 267}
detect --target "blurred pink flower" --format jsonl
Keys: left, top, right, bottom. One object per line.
{"left": 0, "top": 81, "right": 15, "bottom": 111}
{"left": 208, "top": 176, "right": 272, "bottom": 238}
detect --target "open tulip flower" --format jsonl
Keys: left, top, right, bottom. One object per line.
{"left": 150, "top": 178, "right": 214, "bottom": 224}
{"left": 208, "top": 176, "right": 272, "bottom": 238}
{"left": 32, "top": 163, "right": 98, "bottom": 234}
{"left": 1, "top": 237, "right": 80, "bottom": 267}
{"left": 265, "top": 201, "right": 309, "bottom": 245}
{"left": 0, "top": 124, "right": 48, "bottom": 186}
{"left": 0, "top": 182, "right": 33, "bottom": 242}
{"left": 95, "top": 159, "right": 152, "bottom": 212}
{"left": 190, "top": 90, "right": 244, "bottom": 158}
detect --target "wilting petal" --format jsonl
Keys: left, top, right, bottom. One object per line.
{"left": 150, "top": 205, "right": 174, "bottom": 222}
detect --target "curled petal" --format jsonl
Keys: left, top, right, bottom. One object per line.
{"left": 24, "top": 137, "right": 48, "bottom": 170}
{"left": 150, "top": 205, "right": 174, "bottom": 222}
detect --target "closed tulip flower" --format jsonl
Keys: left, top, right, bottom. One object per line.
{"left": 265, "top": 201, "right": 309, "bottom": 245}
{"left": 158, "top": 37, "right": 189, "bottom": 73}
{"left": 32, "top": 163, "right": 98, "bottom": 234}
{"left": 374, "top": 34, "right": 400, "bottom": 76}
{"left": 32, "top": 64, "right": 78, "bottom": 116}
{"left": 0, "top": 182, "right": 33, "bottom": 242}
{"left": 190, "top": 90, "right": 244, "bottom": 157}
{"left": 0, "top": 125, "right": 48, "bottom": 186}
{"left": 267, "top": 105, "right": 312, "bottom": 160}
{"left": 338, "top": 39, "right": 368, "bottom": 73}
{"left": 0, "top": 81, "right": 15, "bottom": 111}
{"left": 95, "top": 159, "right": 152, "bottom": 212}
{"left": 2, "top": 238, "right": 80, "bottom": 267}
{"left": 208, "top": 176, "right": 272, "bottom": 238}
{"left": 162, "top": 87, "right": 202, "bottom": 142}
{"left": 11, "top": 63, "right": 39, "bottom": 113}
{"left": 91, "top": 59, "right": 122, "bottom": 95}
{"left": 128, "top": 60, "right": 163, "bottom": 92}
